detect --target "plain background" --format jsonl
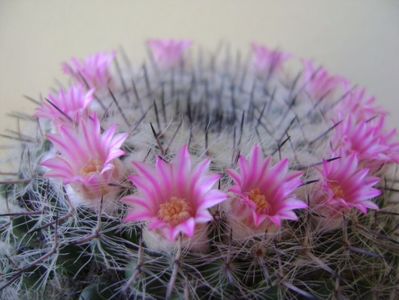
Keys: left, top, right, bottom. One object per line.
{"left": 0, "top": 0, "right": 399, "bottom": 133}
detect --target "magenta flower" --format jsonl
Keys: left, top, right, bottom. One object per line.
{"left": 36, "top": 85, "right": 94, "bottom": 125}
{"left": 122, "top": 145, "right": 227, "bottom": 241}
{"left": 302, "top": 60, "right": 348, "bottom": 101}
{"left": 42, "top": 115, "right": 128, "bottom": 201}
{"left": 147, "top": 39, "right": 192, "bottom": 69}
{"left": 62, "top": 51, "right": 115, "bottom": 90}
{"left": 251, "top": 42, "right": 291, "bottom": 75}
{"left": 313, "top": 154, "right": 380, "bottom": 216}
{"left": 331, "top": 116, "right": 399, "bottom": 168}
{"left": 226, "top": 145, "right": 306, "bottom": 229}
{"left": 332, "top": 88, "right": 387, "bottom": 123}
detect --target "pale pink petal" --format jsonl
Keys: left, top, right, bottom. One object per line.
{"left": 148, "top": 39, "right": 192, "bottom": 69}
{"left": 197, "top": 190, "right": 227, "bottom": 210}
{"left": 226, "top": 169, "right": 242, "bottom": 186}
{"left": 195, "top": 210, "right": 213, "bottom": 223}
{"left": 284, "top": 199, "right": 308, "bottom": 210}
{"left": 268, "top": 215, "right": 282, "bottom": 227}
{"left": 63, "top": 51, "right": 115, "bottom": 90}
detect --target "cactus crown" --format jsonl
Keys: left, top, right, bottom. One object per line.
{"left": 1, "top": 41, "right": 398, "bottom": 299}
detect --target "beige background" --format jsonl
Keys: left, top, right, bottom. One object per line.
{"left": 0, "top": 0, "right": 399, "bottom": 133}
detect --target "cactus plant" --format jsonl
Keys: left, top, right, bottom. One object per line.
{"left": 0, "top": 40, "right": 398, "bottom": 299}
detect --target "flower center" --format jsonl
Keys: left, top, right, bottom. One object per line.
{"left": 329, "top": 182, "right": 345, "bottom": 199}
{"left": 158, "top": 197, "right": 192, "bottom": 226}
{"left": 81, "top": 159, "right": 103, "bottom": 176}
{"left": 248, "top": 188, "right": 270, "bottom": 213}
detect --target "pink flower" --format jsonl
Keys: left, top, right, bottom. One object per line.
{"left": 147, "top": 39, "right": 192, "bottom": 69}
{"left": 313, "top": 154, "right": 380, "bottom": 216}
{"left": 331, "top": 116, "right": 399, "bottom": 168}
{"left": 62, "top": 51, "right": 115, "bottom": 90}
{"left": 251, "top": 42, "right": 291, "bottom": 75}
{"left": 302, "top": 60, "right": 348, "bottom": 101}
{"left": 226, "top": 145, "right": 306, "bottom": 229}
{"left": 122, "top": 145, "right": 227, "bottom": 241}
{"left": 332, "top": 88, "right": 387, "bottom": 123}
{"left": 36, "top": 85, "right": 94, "bottom": 124}
{"left": 42, "top": 115, "right": 128, "bottom": 200}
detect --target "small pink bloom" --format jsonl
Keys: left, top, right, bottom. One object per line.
{"left": 313, "top": 154, "right": 380, "bottom": 216}
{"left": 147, "top": 39, "right": 192, "bottom": 69}
{"left": 36, "top": 85, "right": 94, "bottom": 124}
{"left": 303, "top": 60, "right": 348, "bottom": 101}
{"left": 63, "top": 51, "right": 115, "bottom": 90}
{"left": 122, "top": 145, "right": 227, "bottom": 241}
{"left": 332, "top": 88, "right": 387, "bottom": 123}
{"left": 227, "top": 145, "right": 306, "bottom": 229}
{"left": 42, "top": 115, "right": 128, "bottom": 200}
{"left": 251, "top": 42, "right": 291, "bottom": 75}
{"left": 331, "top": 116, "right": 399, "bottom": 168}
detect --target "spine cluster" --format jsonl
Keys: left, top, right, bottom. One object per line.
{"left": 0, "top": 40, "right": 398, "bottom": 299}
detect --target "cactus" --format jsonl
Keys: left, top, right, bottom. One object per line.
{"left": 0, "top": 40, "right": 398, "bottom": 300}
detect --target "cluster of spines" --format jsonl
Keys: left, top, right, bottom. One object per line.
{"left": 0, "top": 40, "right": 398, "bottom": 299}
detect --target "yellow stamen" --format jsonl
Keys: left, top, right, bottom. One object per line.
{"left": 249, "top": 188, "right": 270, "bottom": 213}
{"left": 158, "top": 197, "right": 192, "bottom": 226}
{"left": 81, "top": 159, "right": 103, "bottom": 176}
{"left": 329, "top": 182, "right": 345, "bottom": 198}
